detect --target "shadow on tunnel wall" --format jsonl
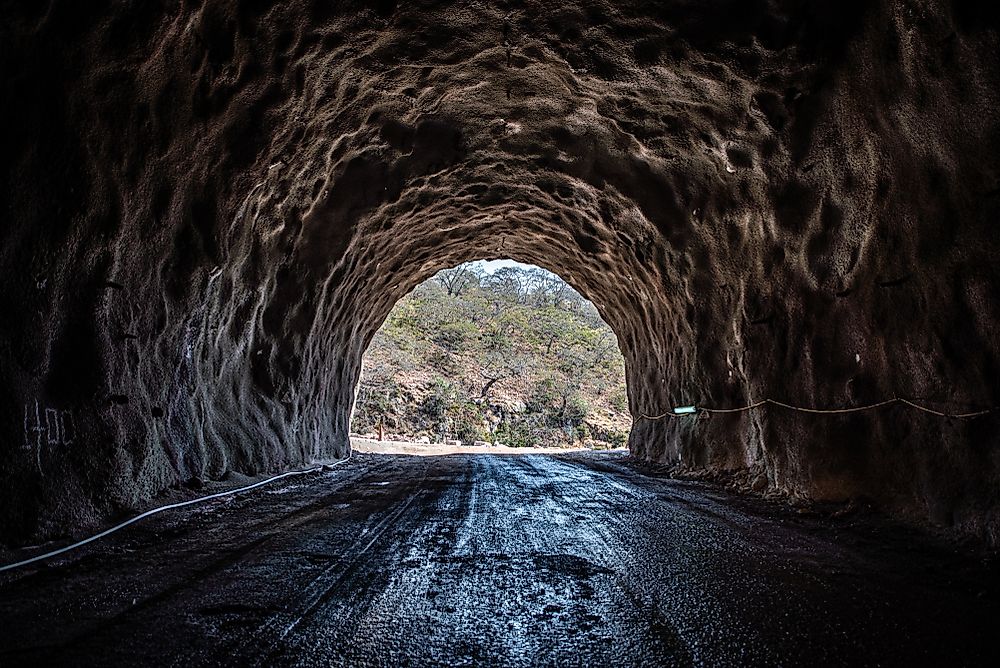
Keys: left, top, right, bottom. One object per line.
{"left": 1, "top": 0, "right": 999, "bottom": 546}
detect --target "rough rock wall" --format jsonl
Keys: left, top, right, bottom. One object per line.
{"left": 1, "top": 0, "right": 999, "bottom": 544}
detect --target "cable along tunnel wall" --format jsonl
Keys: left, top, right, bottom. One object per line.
{"left": 1, "top": 1, "right": 999, "bottom": 546}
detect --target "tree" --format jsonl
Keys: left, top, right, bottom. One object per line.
{"left": 534, "top": 307, "right": 575, "bottom": 354}
{"left": 435, "top": 265, "right": 480, "bottom": 297}
{"left": 475, "top": 302, "right": 528, "bottom": 399}
{"left": 478, "top": 345, "right": 527, "bottom": 399}
{"left": 524, "top": 267, "right": 577, "bottom": 308}
{"left": 586, "top": 328, "right": 620, "bottom": 368}
{"left": 485, "top": 266, "right": 530, "bottom": 304}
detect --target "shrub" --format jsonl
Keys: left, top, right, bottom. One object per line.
{"left": 433, "top": 321, "right": 477, "bottom": 351}
{"left": 494, "top": 417, "right": 541, "bottom": 448}
{"left": 419, "top": 378, "right": 488, "bottom": 442}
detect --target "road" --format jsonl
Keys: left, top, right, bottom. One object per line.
{"left": 0, "top": 452, "right": 997, "bottom": 667}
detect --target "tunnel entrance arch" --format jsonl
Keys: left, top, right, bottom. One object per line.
{"left": 287, "top": 204, "right": 682, "bottom": 466}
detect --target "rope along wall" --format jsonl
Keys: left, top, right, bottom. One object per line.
{"left": 635, "top": 397, "right": 999, "bottom": 422}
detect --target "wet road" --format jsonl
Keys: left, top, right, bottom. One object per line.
{"left": 1, "top": 452, "right": 997, "bottom": 667}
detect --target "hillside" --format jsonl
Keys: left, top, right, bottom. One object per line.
{"left": 353, "top": 263, "right": 630, "bottom": 448}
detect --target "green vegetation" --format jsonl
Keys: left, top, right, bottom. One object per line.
{"left": 354, "top": 263, "right": 630, "bottom": 448}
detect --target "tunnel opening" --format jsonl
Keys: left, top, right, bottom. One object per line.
{"left": 351, "top": 259, "right": 631, "bottom": 453}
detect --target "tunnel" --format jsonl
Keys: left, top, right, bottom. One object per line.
{"left": 2, "top": 0, "right": 1000, "bottom": 556}
{"left": 4, "top": 2, "right": 1000, "bottom": 663}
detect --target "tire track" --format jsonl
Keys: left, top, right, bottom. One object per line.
{"left": 244, "top": 457, "right": 434, "bottom": 667}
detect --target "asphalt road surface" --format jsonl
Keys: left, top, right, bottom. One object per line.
{"left": 1, "top": 452, "right": 997, "bottom": 667}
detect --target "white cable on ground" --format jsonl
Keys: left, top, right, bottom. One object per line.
{"left": 0, "top": 455, "right": 351, "bottom": 574}
{"left": 636, "top": 397, "right": 998, "bottom": 422}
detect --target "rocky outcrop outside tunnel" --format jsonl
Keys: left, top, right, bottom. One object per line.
{"left": 1, "top": 0, "right": 999, "bottom": 545}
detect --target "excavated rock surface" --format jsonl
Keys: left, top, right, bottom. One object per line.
{"left": 1, "top": 0, "right": 999, "bottom": 545}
